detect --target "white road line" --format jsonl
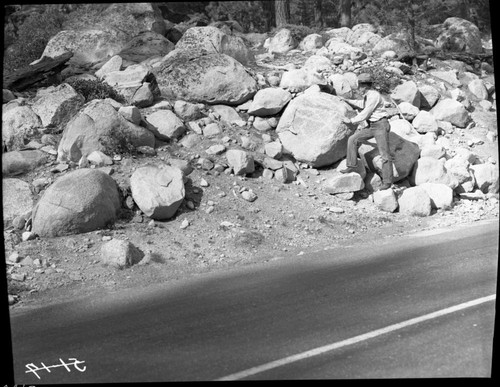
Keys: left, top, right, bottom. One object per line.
{"left": 215, "top": 294, "right": 496, "bottom": 381}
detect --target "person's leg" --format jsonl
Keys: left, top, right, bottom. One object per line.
{"left": 345, "top": 127, "right": 374, "bottom": 168}
{"left": 372, "top": 119, "right": 393, "bottom": 186}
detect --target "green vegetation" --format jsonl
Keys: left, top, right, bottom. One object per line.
{"left": 66, "top": 78, "right": 125, "bottom": 104}
{"left": 3, "top": 5, "right": 66, "bottom": 74}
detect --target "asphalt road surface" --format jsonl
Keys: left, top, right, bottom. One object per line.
{"left": 8, "top": 219, "right": 498, "bottom": 382}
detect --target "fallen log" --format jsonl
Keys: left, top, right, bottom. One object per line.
{"left": 3, "top": 52, "right": 73, "bottom": 92}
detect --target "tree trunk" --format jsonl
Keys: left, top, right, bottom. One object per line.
{"left": 313, "top": 0, "right": 323, "bottom": 28}
{"left": 408, "top": 0, "right": 417, "bottom": 54}
{"left": 340, "top": 0, "right": 351, "bottom": 28}
{"left": 275, "top": 0, "right": 289, "bottom": 28}
{"left": 261, "top": 0, "right": 275, "bottom": 32}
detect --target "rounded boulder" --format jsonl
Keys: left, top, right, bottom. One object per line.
{"left": 31, "top": 169, "right": 121, "bottom": 237}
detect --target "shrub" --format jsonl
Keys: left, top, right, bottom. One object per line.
{"left": 3, "top": 5, "right": 67, "bottom": 75}
{"left": 66, "top": 79, "right": 125, "bottom": 103}
{"left": 361, "top": 66, "right": 402, "bottom": 95}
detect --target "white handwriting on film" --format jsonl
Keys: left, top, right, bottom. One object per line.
{"left": 25, "top": 358, "right": 86, "bottom": 379}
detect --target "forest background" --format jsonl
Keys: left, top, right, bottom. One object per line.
{"left": 3, "top": 0, "right": 492, "bottom": 77}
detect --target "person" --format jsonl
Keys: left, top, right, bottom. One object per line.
{"left": 340, "top": 73, "right": 393, "bottom": 190}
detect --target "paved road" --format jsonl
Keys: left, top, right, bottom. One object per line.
{"left": 8, "top": 219, "right": 498, "bottom": 382}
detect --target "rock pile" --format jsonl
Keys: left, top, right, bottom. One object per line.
{"left": 2, "top": 8, "right": 498, "bottom": 273}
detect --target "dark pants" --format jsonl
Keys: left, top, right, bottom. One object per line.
{"left": 346, "top": 118, "right": 393, "bottom": 185}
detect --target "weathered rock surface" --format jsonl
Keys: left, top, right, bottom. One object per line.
{"left": 175, "top": 26, "right": 254, "bottom": 65}
{"left": 279, "top": 68, "right": 328, "bottom": 92}
{"left": 57, "top": 100, "right": 155, "bottom": 162}
{"left": 101, "top": 239, "right": 144, "bottom": 268}
{"left": 154, "top": 51, "right": 257, "bottom": 105}
{"left": 31, "top": 169, "right": 121, "bottom": 237}
{"left": 3, "top": 178, "right": 33, "bottom": 222}
{"left": 434, "top": 17, "right": 483, "bottom": 54}
{"left": 103, "top": 64, "right": 159, "bottom": 104}
{"left": 430, "top": 98, "right": 469, "bottom": 128}
{"left": 373, "top": 188, "right": 399, "bottom": 212}
{"left": 226, "top": 149, "right": 255, "bottom": 175}
{"left": 118, "top": 31, "right": 175, "bottom": 64}
{"left": 2, "top": 150, "right": 48, "bottom": 176}
{"left": 30, "top": 83, "right": 85, "bottom": 130}
{"left": 419, "top": 182, "right": 454, "bottom": 209}
{"left": 358, "top": 132, "right": 420, "bottom": 182}
{"left": 130, "top": 165, "right": 185, "bottom": 220}
{"left": 324, "top": 173, "right": 364, "bottom": 194}
{"left": 398, "top": 187, "right": 432, "bottom": 216}
{"left": 247, "top": 88, "right": 292, "bottom": 116}
{"left": 470, "top": 163, "right": 499, "bottom": 194}
{"left": 390, "top": 81, "right": 421, "bottom": 107}
{"left": 145, "top": 110, "right": 186, "bottom": 140}
{"left": 410, "top": 157, "right": 459, "bottom": 189}
{"left": 276, "top": 91, "right": 354, "bottom": 167}
{"left": 2, "top": 106, "right": 42, "bottom": 151}
{"left": 266, "top": 28, "right": 296, "bottom": 54}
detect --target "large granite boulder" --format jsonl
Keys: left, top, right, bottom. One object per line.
{"left": 419, "top": 182, "right": 454, "bottom": 209}
{"left": 117, "top": 31, "right": 175, "bottom": 64}
{"left": 2, "top": 150, "right": 48, "bottom": 176}
{"left": 247, "top": 88, "right": 292, "bottom": 116}
{"left": 144, "top": 110, "right": 186, "bottom": 140}
{"left": 130, "top": 165, "right": 185, "bottom": 220}
{"left": 434, "top": 17, "right": 483, "bottom": 54}
{"left": 42, "top": 3, "right": 165, "bottom": 65}
{"left": 410, "top": 156, "right": 459, "bottom": 189}
{"left": 390, "top": 81, "right": 421, "bottom": 107}
{"left": 39, "top": 29, "right": 130, "bottom": 66}
{"left": 175, "top": 26, "right": 254, "bottom": 65}
{"left": 429, "top": 98, "right": 469, "bottom": 128}
{"left": 3, "top": 178, "right": 33, "bottom": 222}
{"left": 371, "top": 32, "right": 413, "bottom": 57}
{"left": 30, "top": 83, "right": 85, "bottom": 130}
{"left": 398, "top": 186, "right": 432, "bottom": 216}
{"left": 57, "top": 100, "right": 155, "bottom": 162}
{"left": 299, "top": 34, "right": 324, "bottom": 52}
{"left": 276, "top": 90, "right": 355, "bottom": 167}
{"left": 266, "top": 28, "right": 296, "bottom": 54}
{"left": 358, "top": 132, "right": 420, "bottom": 183}
{"left": 31, "top": 169, "right": 121, "bottom": 237}
{"left": 279, "top": 67, "right": 328, "bottom": 92}
{"left": 470, "top": 163, "right": 499, "bottom": 194}
{"left": 2, "top": 106, "right": 42, "bottom": 151}
{"left": 102, "top": 64, "right": 160, "bottom": 104}
{"left": 154, "top": 51, "right": 257, "bottom": 105}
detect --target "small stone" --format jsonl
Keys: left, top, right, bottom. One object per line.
{"left": 20, "top": 256, "right": 33, "bottom": 266}
{"left": 206, "top": 206, "right": 215, "bottom": 214}
{"left": 7, "top": 252, "right": 21, "bottom": 263}
{"left": 180, "top": 219, "right": 190, "bottom": 229}
{"left": 12, "top": 216, "right": 26, "bottom": 230}
{"left": 102, "top": 235, "right": 113, "bottom": 241}
{"left": 50, "top": 163, "right": 69, "bottom": 173}
{"left": 11, "top": 273, "right": 26, "bottom": 281}
{"left": 22, "top": 231, "right": 36, "bottom": 241}
{"left": 124, "top": 196, "right": 135, "bottom": 210}
{"left": 328, "top": 206, "right": 345, "bottom": 214}
{"left": 147, "top": 220, "right": 156, "bottom": 228}
{"left": 137, "top": 146, "right": 157, "bottom": 156}
{"left": 205, "top": 144, "right": 226, "bottom": 155}
{"left": 200, "top": 178, "right": 210, "bottom": 187}
{"left": 241, "top": 190, "right": 258, "bottom": 202}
